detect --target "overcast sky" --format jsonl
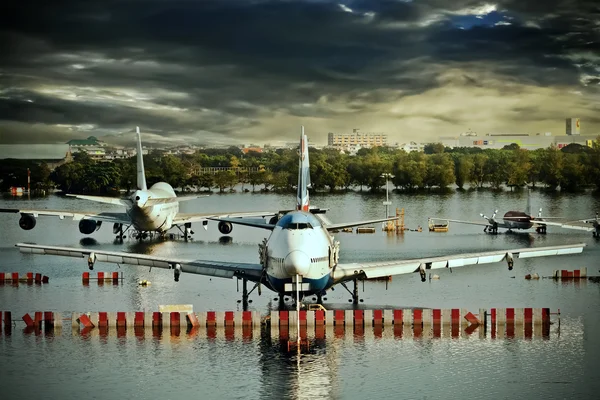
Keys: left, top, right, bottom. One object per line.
{"left": 1, "top": 0, "right": 598, "bottom": 149}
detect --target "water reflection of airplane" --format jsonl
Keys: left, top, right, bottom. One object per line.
{"left": 438, "top": 190, "right": 569, "bottom": 234}
{"left": 259, "top": 323, "right": 338, "bottom": 399}
{"left": 16, "top": 127, "right": 586, "bottom": 308}
{"left": 1, "top": 127, "right": 275, "bottom": 241}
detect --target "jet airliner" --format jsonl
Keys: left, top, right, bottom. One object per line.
{"left": 16, "top": 127, "right": 586, "bottom": 307}
{"left": 2, "top": 127, "right": 275, "bottom": 240}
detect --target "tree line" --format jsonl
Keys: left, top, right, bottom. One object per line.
{"left": 1, "top": 139, "right": 599, "bottom": 195}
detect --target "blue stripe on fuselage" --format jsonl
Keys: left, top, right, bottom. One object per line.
{"left": 267, "top": 273, "right": 332, "bottom": 295}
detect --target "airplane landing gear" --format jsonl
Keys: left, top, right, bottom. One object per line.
{"left": 175, "top": 223, "right": 194, "bottom": 241}
{"left": 183, "top": 222, "right": 193, "bottom": 241}
{"left": 485, "top": 225, "right": 498, "bottom": 234}
{"left": 316, "top": 291, "right": 324, "bottom": 304}
{"left": 536, "top": 226, "right": 547, "bottom": 234}
{"left": 341, "top": 279, "right": 362, "bottom": 305}
{"left": 113, "top": 223, "right": 129, "bottom": 241}
{"left": 237, "top": 278, "right": 262, "bottom": 311}
{"left": 241, "top": 278, "right": 249, "bottom": 310}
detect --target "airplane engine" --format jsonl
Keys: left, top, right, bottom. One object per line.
{"left": 173, "top": 264, "right": 182, "bottom": 282}
{"left": 18, "top": 214, "right": 36, "bottom": 230}
{"left": 79, "top": 219, "right": 102, "bottom": 234}
{"left": 506, "top": 253, "right": 514, "bottom": 270}
{"left": 218, "top": 221, "right": 233, "bottom": 235}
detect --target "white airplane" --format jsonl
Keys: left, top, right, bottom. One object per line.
{"left": 16, "top": 127, "right": 586, "bottom": 307}
{"left": 2, "top": 127, "right": 276, "bottom": 241}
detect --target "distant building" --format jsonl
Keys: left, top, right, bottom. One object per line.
{"left": 398, "top": 142, "right": 425, "bottom": 152}
{"left": 440, "top": 129, "right": 596, "bottom": 150}
{"left": 242, "top": 147, "right": 263, "bottom": 154}
{"left": 327, "top": 129, "right": 387, "bottom": 150}
{"left": 566, "top": 118, "right": 581, "bottom": 135}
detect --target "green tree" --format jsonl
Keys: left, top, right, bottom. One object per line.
{"left": 502, "top": 143, "right": 521, "bottom": 151}
{"left": 505, "top": 149, "right": 531, "bottom": 189}
{"left": 213, "top": 171, "right": 237, "bottom": 193}
{"left": 158, "top": 155, "right": 186, "bottom": 189}
{"left": 589, "top": 138, "right": 600, "bottom": 190}
{"left": 454, "top": 154, "right": 473, "bottom": 189}
{"left": 423, "top": 143, "right": 445, "bottom": 154}
{"left": 484, "top": 151, "right": 508, "bottom": 189}
{"left": 425, "top": 153, "right": 455, "bottom": 188}
{"left": 560, "top": 153, "right": 586, "bottom": 191}
{"left": 539, "top": 146, "right": 563, "bottom": 189}
{"left": 470, "top": 153, "right": 488, "bottom": 188}
{"left": 347, "top": 157, "right": 369, "bottom": 191}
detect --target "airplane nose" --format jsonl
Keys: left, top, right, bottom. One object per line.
{"left": 284, "top": 250, "right": 310, "bottom": 276}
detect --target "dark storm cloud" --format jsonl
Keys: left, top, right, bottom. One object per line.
{"left": 0, "top": 0, "right": 598, "bottom": 146}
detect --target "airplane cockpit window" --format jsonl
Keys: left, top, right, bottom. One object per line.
{"left": 286, "top": 222, "right": 311, "bottom": 230}
{"left": 276, "top": 212, "right": 321, "bottom": 230}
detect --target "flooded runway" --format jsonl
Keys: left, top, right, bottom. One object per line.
{"left": 1, "top": 190, "right": 599, "bottom": 399}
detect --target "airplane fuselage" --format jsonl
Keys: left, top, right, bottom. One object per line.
{"left": 501, "top": 211, "right": 533, "bottom": 230}
{"left": 126, "top": 182, "right": 179, "bottom": 232}
{"left": 264, "top": 211, "right": 336, "bottom": 295}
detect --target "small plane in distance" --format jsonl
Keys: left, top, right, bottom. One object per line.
{"left": 1, "top": 127, "right": 275, "bottom": 241}
{"left": 440, "top": 190, "right": 567, "bottom": 234}
{"left": 16, "top": 127, "right": 586, "bottom": 308}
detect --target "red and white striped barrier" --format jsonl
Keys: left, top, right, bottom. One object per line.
{"left": 552, "top": 268, "right": 587, "bottom": 279}
{"left": 20, "top": 311, "right": 60, "bottom": 330}
{"left": 64, "top": 311, "right": 263, "bottom": 330}
{"left": 82, "top": 272, "right": 124, "bottom": 284}
{"left": 1, "top": 308, "right": 557, "bottom": 340}
{"left": 0, "top": 272, "right": 49, "bottom": 284}
{"left": 269, "top": 308, "right": 482, "bottom": 328}
{"left": 489, "top": 308, "right": 552, "bottom": 339}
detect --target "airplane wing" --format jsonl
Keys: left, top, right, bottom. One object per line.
{"left": 0, "top": 208, "right": 132, "bottom": 224}
{"left": 16, "top": 243, "right": 264, "bottom": 282}
{"left": 66, "top": 194, "right": 131, "bottom": 206}
{"left": 441, "top": 218, "right": 492, "bottom": 227}
{"left": 176, "top": 211, "right": 278, "bottom": 226}
{"left": 557, "top": 216, "right": 598, "bottom": 232}
{"left": 332, "top": 243, "right": 586, "bottom": 283}
{"left": 205, "top": 215, "right": 400, "bottom": 232}
{"left": 205, "top": 217, "right": 276, "bottom": 230}
{"left": 145, "top": 195, "right": 209, "bottom": 206}
{"left": 557, "top": 223, "right": 595, "bottom": 232}
{"left": 530, "top": 220, "right": 570, "bottom": 228}
{"left": 441, "top": 217, "right": 576, "bottom": 229}
{"left": 323, "top": 216, "right": 399, "bottom": 231}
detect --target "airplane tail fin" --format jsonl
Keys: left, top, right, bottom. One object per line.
{"left": 136, "top": 126, "right": 148, "bottom": 191}
{"left": 296, "top": 126, "right": 310, "bottom": 211}
{"left": 526, "top": 188, "right": 532, "bottom": 216}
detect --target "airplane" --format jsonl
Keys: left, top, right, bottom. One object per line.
{"left": 16, "top": 127, "right": 586, "bottom": 309}
{"left": 1, "top": 127, "right": 277, "bottom": 241}
{"left": 438, "top": 190, "right": 567, "bottom": 234}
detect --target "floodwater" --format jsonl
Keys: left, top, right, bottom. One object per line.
{"left": 0, "top": 188, "right": 599, "bottom": 399}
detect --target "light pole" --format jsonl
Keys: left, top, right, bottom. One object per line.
{"left": 381, "top": 173, "right": 394, "bottom": 218}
